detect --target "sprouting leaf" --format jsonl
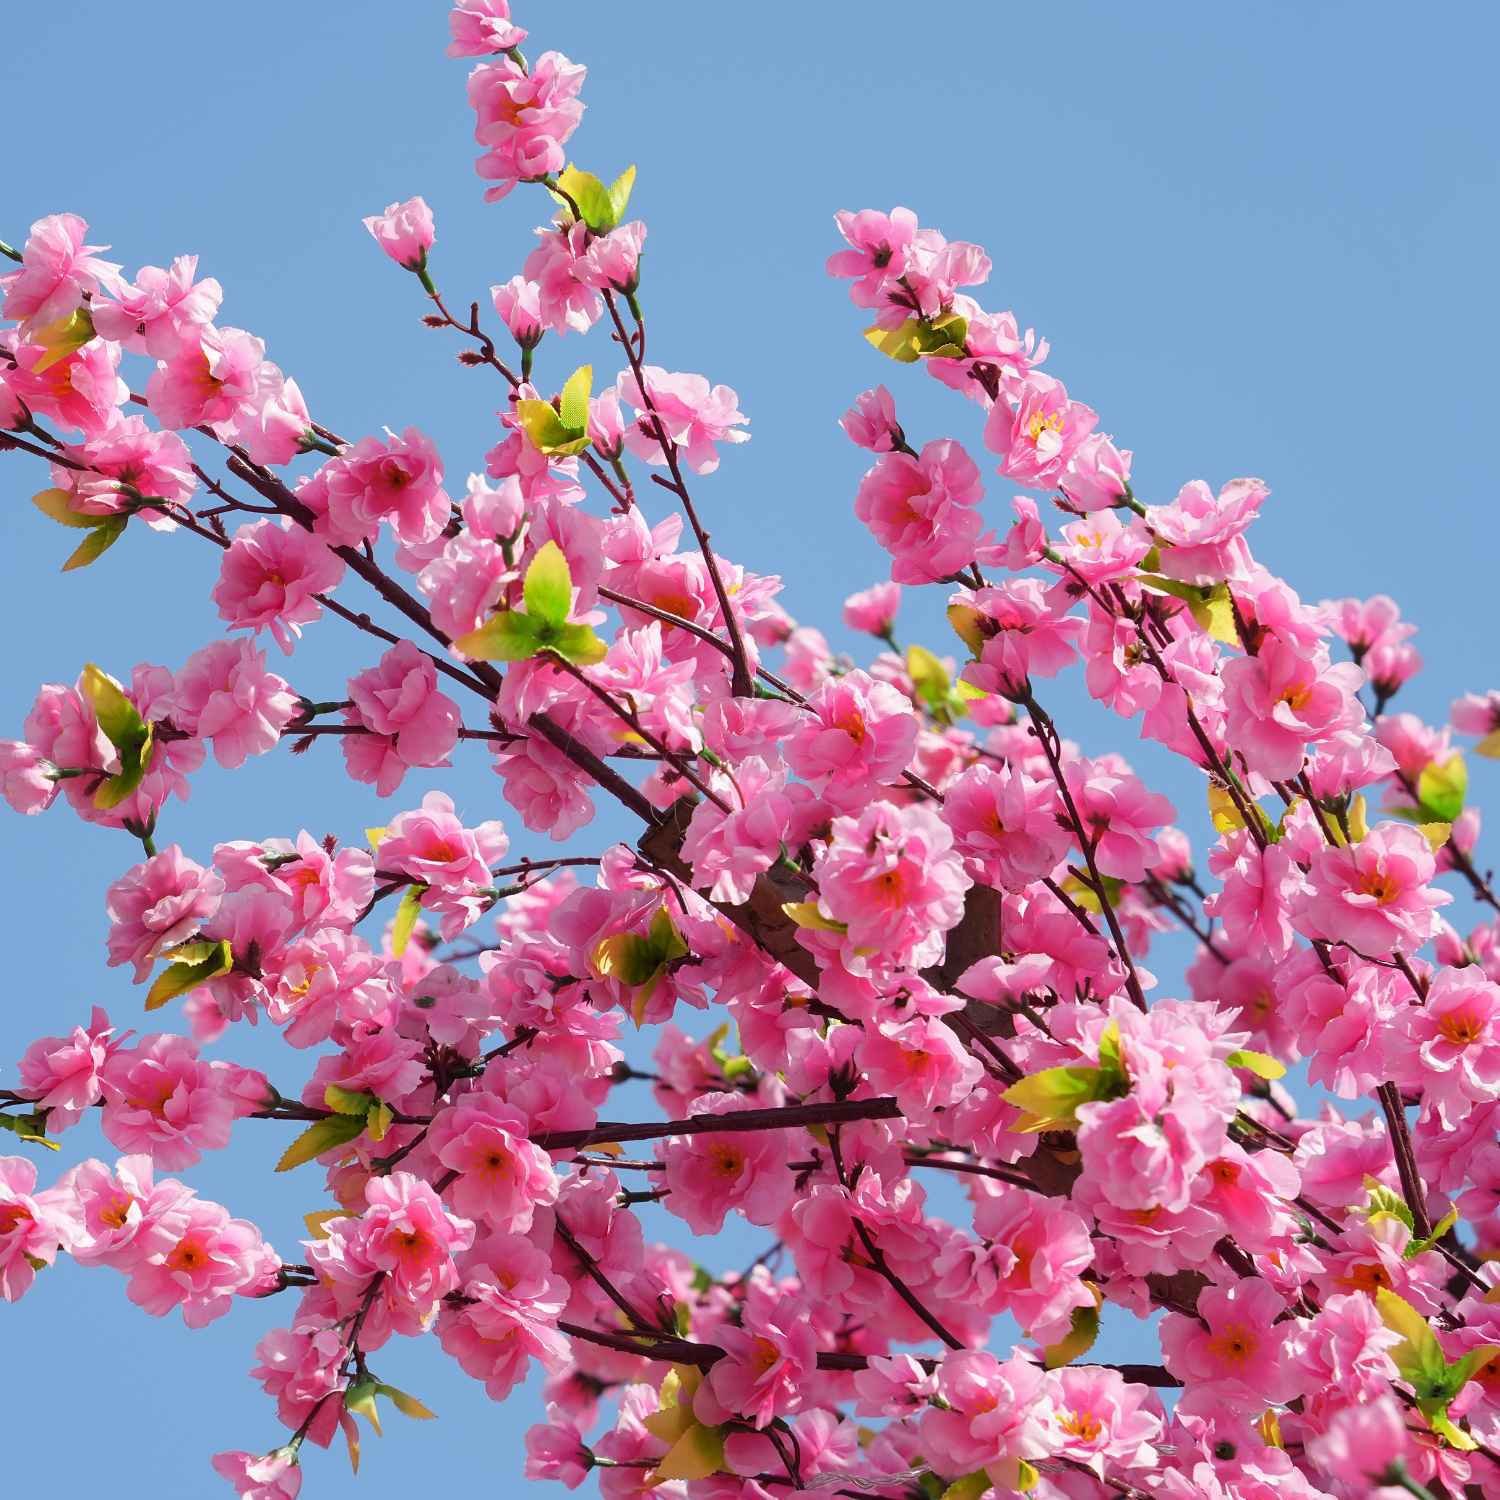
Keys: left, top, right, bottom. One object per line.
{"left": 80, "top": 663, "right": 153, "bottom": 807}
{"left": 642, "top": 1365, "right": 700, "bottom": 1445}
{"left": 304, "top": 1210, "right": 344, "bottom": 1239}
{"left": 390, "top": 884, "right": 427, "bottom": 958}
{"left": 366, "top": 1100, "right": 394, "bottom": 1143}
{"left": 1406, "top": 1207, "right": 1460, "bottom": 1260}
{"left": 30, "top": 306, "right": 95, "bottom": 373}
{"left": 941, "top": 1474, "right": 991, "bottom": 1500}
{"left": 0, "top": 1112, "right": 59, "bottom": 1150}
{"left": 275, "top": 1112, "right": 368, "bottom": 1173}
{"left": 906, "top": 643, "right": 968, "bottom": 725}
{"left": 607, "top": 164, "right": 637, "bottom": 224}
{"left": 649, "top": 1422, "right": 725, "bottom": 1484}
{"left": 780, "top": 901, "right": 848, "bottom": 935}
{"left": 594, "top": 908, "right": 688, "bottom": 1025}
{"left": 864, "top": 313, "right": 970, "bottom": 364}
{"left": 1002, "top": 1064, "right": 1124, "bottom": 1133}
{"left": 1096, "top": 1020, "right": 1126, "bottom": 1081}
{"left": 864, "top": 319, "right": 924, "bottom": 363}
{"left": 32, "top": 489, "right": 98, "bottom": 528}
{"left": 1377, "top": 1288, "right": 1455, "bottom": 1395}
{"left": 376, "top": 1383, "right": 436, "bottom": 1421}
{"left": 345, "top": 1378, "right": 383, "bottom": 1436}
{"left": 454, "top": 611, "right": 544, "bottom": 662}
{"left": 1363, "top": 1176, "right": 1416, "bottom": 1232}
{"left": 1061, "top": 870, "right": 1124, "bottom": 916}
{"left": 547, "top": 622, "right": 609, "bottom": 666}
{"left": 523, "top": 541, "right": 573, "bottom": 628}
{"left": 61, "top": 515, "right": 128, "bottom": 571}
{"left": 946, "top": 602, "right": 987, "bottom": 657}
{"left": 1348, "top": 793, "right": 1370, "bottom": 843}
{"left": 145, "top": 938, "right": 233, "bottom": 1011}
{"left": 324, "top": 1084, "right": 377, "bottom": 1117}
{"left": 552, "top": 166, "right": 619, "bottom": 232}
{"left": 1417, "top": 753, "right": 1467, "bottom": 823}
{"left": 514, "top": 398, "right": 592, "bottom": 457}
{"left": 1225, "top": 1049, "right": 1287, "bottom": 1081}
{"left": 1041, "top": 1299, "right": 1100, "bottom": 1368}
{"left": 558, "top": 365, "right": 593, "bottom": 435}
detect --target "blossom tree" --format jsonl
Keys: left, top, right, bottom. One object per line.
{"left": 4, "top": 4, "right": 1500, "bottom": 1498}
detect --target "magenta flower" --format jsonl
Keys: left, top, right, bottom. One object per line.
{"left": 1160, "top": 1280, "right": 1305, "bottom": 1410}
{"left": 125, "top": 1195, "right": 277, "bottom": 1327}
{"left": 427, "top": 1094, "right": 557, "bottom": 1231}
{"left": 16, "top": 1006, "right": 120, "bottom": 1129}
{"left": 468, "top": 51, "right": 587, "bottom": 200}
{"left": 212, "top": 518, "right": 345, "bottom": 655}
{"left": 942, "top": 760, "right": 1068, "bottom": 890}
{"left": 105, "top": 845, "right": 225, "bottom": 981}
{"left": 210, "top": 1449, "right": 301, "bottom": 1499}
{"left": 703, "top": 1297, "right": 817, "bottom": 1429}
{"left": 171, "top": 640, "right": 299, "bottom": 770}
{"left": 0, "top": 1155, "right": 76, "bottom": 1301}
{"left": 657, "top": 1090, "right": 794, "bottom": 1234}
{"left": 92, "top": 254, "right": 222, "bottom": 357}
{"left": 854, "top": 438, "right": 984, "bottom": 584}
{"left": 919, "top": 1350, "right": 1053, "bottom": 1491}
{"left": 1148, "top": 477, "right": 1267, "bottom": 585}
{"left": 343, "top": 641, "right": 462, "bottom": 797}
{"left": 314, "top": 427, "right": 451, "bottom": 548}
{"left": 447, "top": 0, "right": 526, "bottom": 58}
{"left": 785, "top": 668, "right": 917, "bottom": 810}
{"left": 958, "top": 579, "right": 1082, "bottom": 699}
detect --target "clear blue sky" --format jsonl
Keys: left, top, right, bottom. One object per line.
{"left": 2, "top": 3, "right": 1497, "bottom": 1495}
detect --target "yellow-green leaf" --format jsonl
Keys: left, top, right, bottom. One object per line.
{"left": 558, "top": 365, "right": 593, "bottom": 435}
{"left": 552, "top": 166, "right": 618, "bottom": 232}
{"left": 550, "top": 622, "right": 609, "bottom": 666}
{"left": 1042, "top": 1299, "right": 1100, "bottom": 1368}
{"left": 780, "top": 901, "right": 848, "bottom": 935}
{"left": 366, "top": 1100, "right": 394, "bottom": 1143}
{"left": 1418, "top": 753, "right": 1467, "bottom": 823}
{"left": 524, "top": 541, "right": 572, "bottom": 627}
{"left": 345, "top": 1378, "right": 383, "bottom": 1436}
{"left": 275, "top": 1112, "right": 368, "bottom": 1173}
{"left": 1002, "top": 1064, "right": 1118, "bottom": 1133}
{"left": 1377, "top": 1288, "right": 1450, "bottom": 1391}
{"left": 454, "top": 610, "right": 544, "bottom": 662}
{"left": 649, "top": 1422, "right": 724, "bottom": 1483}
{"left": 32, "top": 488, "right": 98, "bottom": 528}
{"left": 1476, "top": 729, "right": 1500, "bottom": 760}
{"left": 0, "top": 1112, "right": 59, "bottom": 1150}
{"left": 947, "top": 602, "right": 987, "bottom": 657}
{"left": 324, "top": 1084, "right": 377, "bottom": 1117}
{"left": 30, "top": 306, "right": 95, "bottom": 373}
{"left": 607, "top": 164, "right": 637, "bottom": 224}
{"left": 941, "top": 1473, "right": 991, "bottom": 1500}
{"left": 515, "top": 397, "right": 591, "bottom": 456}
{"left": 1225, "top": 1049, "right": 1286, "bottom": 1081}
{"left": 376, "top": 1383, "right": 436, "bottom": 1421}
{"left": 303, "top": 1210, "right": 344, "bottom": 1239}
{"left": 62, "top": 514, "right": 128, "bottom": 571}
{"left": 391, "top": 884, "right": 426, "bottom": 958}
{"left": 145, "top": 938, "right": 233, "bottom": 1011}
{"left": 864, "top": 319, "right": 923, "bottom": 363}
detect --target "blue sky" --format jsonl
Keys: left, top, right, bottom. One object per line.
{"left": 2, "top": 2, "right": 1497, "bottom": 1495}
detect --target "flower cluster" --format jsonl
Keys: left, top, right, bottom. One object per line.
{"left": 3, "top": 5, "right": 1499, "bottom": 1499}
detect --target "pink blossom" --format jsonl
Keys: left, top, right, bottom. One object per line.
{"left": 970, "top": 1188, "right": 1095, "bottom": 1342}
{"left": 212, "top": 518, "right": 345, "bottom": 654}
{"left": 1044, "top": 1365, "right": 1162, "bottom": 1468}
{"left": 703, "top": 1298, "right": 817, "bottom": 1428}
{"left": 658, "top": 1091, "right": 794, "bottom": 1234}
{"left": 210, "top": 1449, "right": 301, "bottom": 1499}
{"left": 1058, "top": 431, "right": 1134, "bottom": 512}
{"left": 53, "top": 410, "right": 196, "bottom": 520}
{"left": 1389, "top": 965, "right": 1500, "bottom": 1123}
{"left": 575, "top": 221, "right": 646, "bottom": 294}
{"left": 171, "top": 640, "right": 299, "bottom": 769}
{"left": 857, "top": 1014, "right": 983, "bottom": 1124}
{"left": 59, "top": 1154, "right": 192, "bottom": 1270}
{"left": 1305, "top": 1396, "right": 1409, "bottom": 1486}
{"left": 1159, "top": 1280, "right": 1303, "bottom": 1409}
{"left": 342, "top": 641, "right": 462, "bottom": 796}
{"left": 0, "top": 1155, "right": 75, "bottom": 1300}
{"left": 315, "top": 428, "right": 450, "bottom": 548}
{"left": 1293, "top": 821, "right": 1451, "bottom": 956}
{"left": 785, "top": 668, "right": 917, "bottom": 809}
{"left": 125, "top": 1194, "right": 276, "bottom": 1327}
{"left": 919, "top": 1350, "right": 1053, "bottom": 1491}
{"left": 377, "top": 790, "right": 509, "bottom": 936}
{"left": 0, "top": 740, "right": 57, "bottom": 815}
{"left": 91, "top": 254, "right": 222, "bottom": 357}
{"left": 984, "top": 371, "right": 1098, "bottom": 489}
{"left": 843, "top": 580, "right": 901, "bottom": 637}
{"left": 105, "top": 845, "right": 225, "bottom": 981}
{"left": 521, "top": 223, "right": 601, "bottom": 335}
{"left": 16, "top": 1006, "right": 120, "bottom": 1129}
{"left": 426, "top": 1095, "right": 557, "bottom": 1231}
{"left": 362, "top": 196, "right": 435, "bottom": 270}
{"left": 1221, "top": 637, "right": 1365, "bottom": 780}
{"left": 1148, "top": 478, "right": 1268, "bottom": 584}
{"left": 0, "top": 213, "right": 120, "bottom": 328}
{"left": 1204, "top": 831, "right": 1303, "bottom": 961}
{"left": 854, "top": 439, "right": 985, "bottom": 584}
{"left": 524, "top": 1407, "right": 591, "bottom": 1488}
{"left": 448, "top": 0, "right": 526, "bottom": 57}
{"left": 1063, "top": 756, "right": 1176, "bottom": 882}
{"left": 942, "top": 760, "right": 1068, "bottom": 890}
{"left": 146, "top": 326, "right": 265, "bottom": 432}
{"left": 957, "top": 579, "right": 1082, "bottom": 698}
{"left": 267, "top": 928, "right": 392, "bottom": 1047}
{"left": 617, "top": 366, "right": 749, "bottom": 474}
{"left": 826, "top": 207, "right": 920, "bottom": 307}
{"left": 491, "top": 275, "right": 545, "bottom": 346}
{"left": 468, "top": 52, "right": 587, "bottom": 200}
{"left": 840, "top": 385, "right": 904, "bottom": 452}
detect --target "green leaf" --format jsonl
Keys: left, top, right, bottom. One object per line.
{"left": 1477, "top": 729, "right": 1500, "bottom": 760}
{"left": 81, "top": 662, "right": 148, "bottom": 758}
{"left": 345, "top": 1377, "right": 383, "bottom": 1436}
{"left": 30, "top": 306, "right": 95, "bottom": 373}
{"left": 1042, "top": 1300, "right": 1100, "bottom": 1368}
{"left": 608, "top": 164, "right": 637, "bottom": 223}
{"left": 553, "top": 166, "right": 617, "bottom": 232}
{"left": 391, "top": 884, "right": 426, "bottom": 958}
{"left": 907, "top": 644, "right": 967, "bottom": 724}
{"left": 1424, "top": 1402, "right": 1479, "bottom": 1451}
{"left": 524, "top": 540, "right": 573, "bottom": 628}
{"left": 548, "top": 622, "right": 609, "bottom": 666}
{"left": 514, "top": 398, "right": 591, "bottom": 457}
{"left": 1377, "top": 1288, "right": 1456, "bottom": 1397}
{"left": 1363, "top": 1176, "right": 1416, "bottom": 1232}
{"left": 376, "top": 1383, "right": 437, "bottom": 1421}
{"left": 275, "top": 1111, "right": 368, "bottom": 1172}
{"left": 1417, "top": 753, "right": 1467, "bottom": 823}
{"left": 323, "top": 1084, "right": 377, "bottom": 1117}
{"left": 946, "top": 602, "right": 987, "bottom": 657}
{"left": 366, "top": 1100, "right": 394, "bottom": 1143}
{"left": 940, "top": 1473, "right": 992, "bottom": 1500}
{"left": 1002, "top": 1064, "right": 1123, "bottom": 1133}
{"left": 1096, "top": 1020, "right": 1126, "bottom": 1082}
{"left": 32, "top": 488, "right": 98, "bottom": 528}
{"left": 650, "top": 1422, "right": 725, "bottom": 1483}
{"left": 1225, "top": 1049, "right": 1286, "bottom": 1081}
{"left": 145, "top": 938, "right": 233, "bottom": 1011}
{"left": 61, "top": 514, "right": 128, "bottom": 571}
{"left": 453, "top": 611, "right": 544, "bottom": 662}
{"left": 780, "top": 901, "right": 848, "bottom": 935}
{"left": 0, "top": 1112, "right": 59, "bottom": 1150}
{"left": 1407, "top": 1207, "right": 1460, "bottom": 1260}
{"left": 558, "top": 365, "right": 593, "bottom": 435}
{"left": 864, "top": 319, "right": 924, "bottom": 363}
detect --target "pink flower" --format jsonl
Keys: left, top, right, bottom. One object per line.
{"left": 146, "top": 326, "right": 265, "bottom": 432}
{"left": 267, "top": 928, "right": 392, "bottom": 1047}
{"left": 250, "top": 1322, "right": 347, "bottom": 1444}
{"left": 91, "top": 255, "right": 222, "bottom": 357}
{"left": 468, "top": 51, "right": 587, "bottom": 200}
{"left": 524, "top": 1407, "right": 591, "bottom": 1488}
{"left": 1044, "top": 1366, "right": 1162, "bottom": 1469}
{"left": 854, "top": 439, "right": 985, "bottom": 584}
{"left": 617, "top": 366, "right": 749, "bottom": 474}
{"left": 426, "top": 1095, "right": 557, "bottom": 1231}
{"left": 1058, "top": 432, "right": 1133, "bottom": 512}
{"left": 703, "top": 1298, "right": 817, "bottom": 1429}
{"left": 657, "top": 1091, "right": 794, "bottom": 1234}
{"left": 942, "top": 760, "right": 1068, "bottom": 890}
{"left": 1293, "top": 821, "right": 1451, "bottom": 956}
{"left": 0, "top": 213, "right": 120, "bottom": 328}
{"left": 841, "top": 385, "right": 904, "bottom": 453}
{"left": 521, "top": 223, "right": 601, "bottom": 334}
{"left": 105, "top": 845, "right": 225, "bottom": 981}
{"left": 491, "top": 275, "right": 545, "bottom": 346}
{"left": 342, "top": 641, "right": 462, "bottom": 796}
{"left": 211, "top": 1449, "right": 301, "bottom": 1499}
{"left": 0, "top": 1155, "right": 75, "bottom": 1300}
{"left": 171, "top": 640, "right": 300, "bottom": 769}
{"left": 1221, "top": 637, "right": 1365, "bottom": 780}
{"left": 920, "top": 1350, "right": 1053, "bottom": 1490}
{"left": 858, "top": 1014, "right": 983, "bottom": 1124}
{"left": 1063, "top": 756, "right": 1175, "bottom": 882}
{"left": 125, "top": 1194, "right": 276, "bottom": 1327}
{"left": 377, "top": 790, "right": 509, "bottom": 937}
{"left": 1389, "top": 965, "right": 1500, "bottom": 1123}
{"left": 53, "top": 410, "right": 196, "bottom": 520}
{"left": 957, "top": 579, "right": 1082, "bottom": 699}
{"left": 812, "top": 802, "right": 971, "bottom": 977}
{"left": 1204, "top": 830, "right": 1303, "bottom": 961}
{"left": 363, "top": 196, "right": 435, "bottom": 270}
{"left": 843, "top": 581, "right": 902, "bottom": 637}
{"left": 99, "top": 1034, "right": 252, "bottom": 1170}
{"left": 575, "top": 221, "right": 646, "bottom": 294}
{"left": 212, "top": 519, "right": 345, "bottom": 654}
{"left": 827, "top": 207, "right": 920, "bottom": 307}
{"left": 1305, "top": 1396, "right": 1410, "bottom": 1486}
{"left": 448, "top": 0, "right": 526, "bottom": 57}
{"left": 1148, "top": 477, "right": 1267, "bottom": 584}
{"left": 315, "top": 428, "right": 450, "bottom": 548}
{"left": 969, "top": 1188, "right": 1094, "bottom": 1342}
{"left": 984, "top": 372, "right": 1097, "bottom": 489}
{"left": 0, "top": 740, "right": 57, "bottom": 815}
{"left": 58, "top": 1154, "right": 192, "bottom": 1270}
{"left": 1159, "top": 1280, "right": 1304, "bottom": 1409}
{"left": 785, "top": 668, "right": 918, "bottom": 809}
{"left": 16, "top": 1007, "right": 120, "bottom": 1129}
